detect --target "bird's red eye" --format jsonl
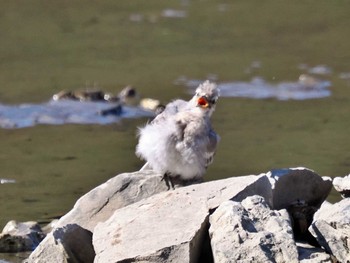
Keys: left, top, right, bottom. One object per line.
{"left": 197, "top": 97, "right": 209, "bottom": 108}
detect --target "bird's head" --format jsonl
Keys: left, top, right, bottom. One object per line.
{"left": 192, "top": 81, "right": 220, "bottom": 116}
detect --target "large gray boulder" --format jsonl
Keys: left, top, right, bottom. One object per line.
{"left": 27, "top": 171, "right": 169, "bottom": 261}
{"left": 25, "top": 224, "right": 95, "bottom": 263}
{"left": 0, "top": 221, "right": 45, "bottom": 253}
{"left": 209, "top": 196, "right": 298, "bottom": 263}
{"left": 56, "top": 170, "right": 169, "bottom": 232}
{"left": 93, "top": 174, "right": 272, "bottom": 263}
{"left": 309, "top": 198, "right": 350, "bottom": 262}
{"left": 25, "top": 167, "right": 336, "bottom": 263}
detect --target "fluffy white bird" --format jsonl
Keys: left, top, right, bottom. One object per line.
{"left": 136, "top": 81, "right": 220, "bottom": 187}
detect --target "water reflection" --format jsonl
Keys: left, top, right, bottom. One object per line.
{"left": 161, "top": 9, "right": 187, "bottom": 18}
{"left": 0, "top": 178, "right": 16, "bottom": 184}
{"left": 298, "top": 64, "right": 333, "bottom": 75}
{"left": 0, "top": 70, "right": 334, "bottom": 129}
{"left": 178, "top": 74, "right": 331, "bottom": 101}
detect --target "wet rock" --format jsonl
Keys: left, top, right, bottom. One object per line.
{"left": 25, "top": 224, "right": 94, "bottom": 263}
{"left": 93, "top": 174, "right": 272, "bottom": 263}
{"left": 99, "top": 104, "right": 122, "bottom": 116}
{"left": 53, "top": 89, "right": 106, "bottom": 102}
{"left": 73, "top": 89, "right": 105, "bottom": 102}
{"left": 209, "top": 196, "right": 298, "bottom": 263}
{"left": 333, "top": 174, "right": 350, "bottom": 198}
{"left": 1, "top": 85, "right": 161, "bottom": 129}
{"left": 0, "top": 221, "right": 45, "bottom": 253}
{"left": 52, "top": 90, "right": 76, "bottom": 101}
{"left": 53, "top": 86, "right": 139, "bottom": 104}
{"left": 139, "top": 98, "right": 164, "bottom": 112}
{"left": 117, "top": 85, "right": 139, "bottom": 105}
{"left": 309, "top": 198, "right": 350, "bottom": 262}
{"left": 55, "top": 171, "right": 169, "bottom": 232}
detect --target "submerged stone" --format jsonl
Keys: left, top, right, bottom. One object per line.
{"left": 0, "top": 221, "right": 45, "bottom": 253}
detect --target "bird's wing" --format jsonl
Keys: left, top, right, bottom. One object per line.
{"left": 204, "top": 129, "right": 220, "bottom": 167}
{"left": 151, "top": 99, "right": 187, "bottom": 124}
{"left": 173, "top": 113, "right": 219, "bottom": 168}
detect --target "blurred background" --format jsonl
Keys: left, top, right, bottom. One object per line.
{"left": 0, "top": 0, "right": 350, "bottom": 231}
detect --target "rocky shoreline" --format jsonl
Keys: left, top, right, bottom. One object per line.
{"left": 1, "top": 167, "right": 349, "bottom": 262}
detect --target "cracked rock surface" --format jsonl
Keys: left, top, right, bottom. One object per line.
{"left": 209, "top": 196, "right": 299, "bottom": 263}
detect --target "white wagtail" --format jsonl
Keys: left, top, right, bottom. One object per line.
{"left": 136, "top": 80, "right": 220, "bottom": 188}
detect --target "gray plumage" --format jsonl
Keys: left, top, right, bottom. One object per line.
{"left": 136, "top": 80, "right": 220, "bottom": 180}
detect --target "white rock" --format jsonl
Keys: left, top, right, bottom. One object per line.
{"left": 56, "top": 170, "right": 169, "bottom": 232}
{"left": 312, "top": 201, "right": 332, "bottom": 222}
{"left": 93, "top": 174, "right": 272, "bottom": 263}
{"left": 27, "top": 171, "right": 170, "bottom": 262}
{"left": 333, "top": 175, "right": 350, "bottom": 197}
{"left": 209, "top": 196, "right": 298, "bottom": 263}
{"left": 309, "top": 198, "right": 350, "bottom": 262}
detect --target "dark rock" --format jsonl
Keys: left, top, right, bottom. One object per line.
{"left": 267, "top": 167, "right": 332, "bottom": 210}
{"left": 25, "top": 224, "right": 94, "bottom": 263}
{"left": 267, "top": 168, "right": 332, "bottom": 244}
{"left": 99, "top": 104, "right": 122, "bottom": 116}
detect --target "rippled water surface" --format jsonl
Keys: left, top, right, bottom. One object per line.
{"left": 0, "top": 100, "right": 153, "bottom": 128}
{"left": 1, "top": 1, "right": 350, "bottom": 241}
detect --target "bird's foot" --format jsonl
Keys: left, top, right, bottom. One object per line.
{"left": 162, "top": 173, "right": 175, "bottom": 190}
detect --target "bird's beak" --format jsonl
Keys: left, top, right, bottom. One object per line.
{"left": 197, "top": 96, "right": 210, "bottom": 108}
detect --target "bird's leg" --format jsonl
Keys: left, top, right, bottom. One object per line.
{"left": 169, "top": 176, "right": 175, "bottom": 190}
{"left": 162, "top": 173, "right": 175, "bottom": 190}
{"left": 162, "top": 173, "right": 171, "bottom": 190}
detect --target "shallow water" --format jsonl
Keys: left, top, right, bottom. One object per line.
{"left": 178, "top": 73, "right": 332, "bottom": 100}
{"left": 0, "top": 0, "right": 350, "bottom": 241}
{"left": 0, "top": 100, "right": 153, "bottom": 128}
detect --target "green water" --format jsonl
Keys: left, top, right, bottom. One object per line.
{"left": 1, "top": 0, "right": 350, "bottom": 232}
